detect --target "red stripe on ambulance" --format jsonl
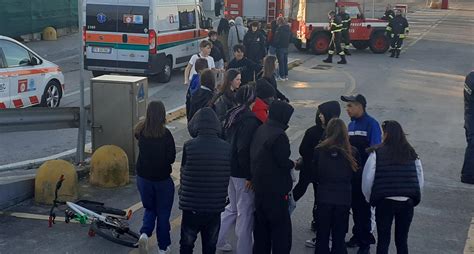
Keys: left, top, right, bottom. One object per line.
{"left": 13, "top": 99, "right": 23, "bottom": 108}
{"left": 0, "top": 102, "right": 6, "bottom": 109}
{"left": 29, "top": 96, "right": 39, "bottom": 105}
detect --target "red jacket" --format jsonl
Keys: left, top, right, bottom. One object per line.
{"left": 252, "top": 98, "right": 269, "bottom": 123}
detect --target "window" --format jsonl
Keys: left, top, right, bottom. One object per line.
{"left": 178, "top": 6, "right": 196, "bottom": 30}
{"left": 344, "top": 6, "right": 361, "bottom": 19}
{"left": 0, "top": 40, "right": 31, "bottom": 68}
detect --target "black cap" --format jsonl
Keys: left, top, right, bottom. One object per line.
{"left": 341, "top": 94, "right": 367, "bottom": 108}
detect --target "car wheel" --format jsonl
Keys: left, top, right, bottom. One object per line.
{"left": 310, "top": 33, "right": 330, "bottom": 55}
{"left": 157, "top": 57, "right": 172, "bottom": 83}
{"left": 41, "top": 81, "right": 62, "bottom": 108}
{"left": 369, "top": 32, "right": 389, "bottom": 54}
{"left": 352, "top": 40, "right": 369, "bottom": 50}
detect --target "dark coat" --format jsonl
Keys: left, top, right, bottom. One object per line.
{"left": 188, "top": 87, "right": 214, "bottom": 121}
{"left": 135, "top": 129, "right": 176, "bottom": 181}
{"left": 273, "top": 24, "right": 291, "bottom": 49}
{"left": 225, "top": 109, "right": 261, "bottom": 179}
{"left": 210, "top": 39, "right": 226, "bottom": 62}
{"left": 179, "top": 108, "right": 231, "bottom": 213}
{"left": 250, "top": 101, "right": 295, "bottom": 195}
{"left": 228, "top": 57, "right": 262, "bottom": 85}
{"left": 243, "top": 30, "right": 267, "bottom": 63}
{"left": 212, "top": 92, "right": 236, "bottom": 124}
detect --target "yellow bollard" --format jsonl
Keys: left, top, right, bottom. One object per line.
{"left": 35, "top": 160, "right": 78, "bottom": 205}
{"left": 90, "top": 145, "right": 129, "bottom": 188}
{"left": 42, "top": 27, "right": 57, "bottom": 41}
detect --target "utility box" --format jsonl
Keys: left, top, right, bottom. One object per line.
{"left": 90, "top": 75, "right": 148, "bottom": 173}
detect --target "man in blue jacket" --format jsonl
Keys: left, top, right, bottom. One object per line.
{"left": 341, "top": 94, "right": 382, "bottom": 254}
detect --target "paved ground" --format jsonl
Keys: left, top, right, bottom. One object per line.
{"left": 1, "top": 1, "right": 474, "bottom": 253}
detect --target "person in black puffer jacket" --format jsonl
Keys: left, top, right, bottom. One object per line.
{"left": 179, "top": 107, "right": 232, "bottom": 254}
{"left": 134, "top": 101, "right": 176, "bottom": 253}
{"left": 250, "top": 100, "right": 295, "bottom": 254}
{"left": 293, "top": 101, "right": 341, "bottom": 237}
{"left": 217, "top": 85, "right": 261, "bottom": 254}
{"left": 312, "top": 118, "right": 359, "bottom": 254}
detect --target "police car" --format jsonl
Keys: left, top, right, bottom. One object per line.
{"left": 0, "top": 35, "right": 65, "bottom": 109}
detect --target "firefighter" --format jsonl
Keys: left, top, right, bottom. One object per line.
{"left": 323, "top": 11, "right": 347, "bottom": 64}
{"left": 386, "top": 9, "right": 409, "bottom": 58}
{"left": 338, "top": 6, "right": 352, "bottom": 56}
{"left": 381, "top": 4, "right": 395, "bottom": 21}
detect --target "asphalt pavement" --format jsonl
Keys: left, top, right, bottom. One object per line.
{"left": 1, "top": 1, "right": 474, "bottom": 253}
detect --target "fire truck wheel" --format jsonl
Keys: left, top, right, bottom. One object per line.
{"left": 352, "top": 41, "right": 369, "bottom": 50}
{"left": 310, "top": 33, "right": 330, "bottom": 55}
{"left": 369, "top": 32, "right": 389, "bottom": 54}
{"left": 157, "top": 57, "right": 172, "bottom": 83}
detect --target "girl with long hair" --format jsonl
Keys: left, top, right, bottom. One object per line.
{"left": 362, "top": 120, "right": 424, "bottom": 254}
{"left": 312, "top": 118, "right": 359, "bottom": 254}
{"left": 134, "top": 101, "right": 176, "bottom": 254}
{"left": 259, "top": 55, "right": 289, "bottom": 102}
{"left": 211, "top": 69, "right": 241, "bottom": 123}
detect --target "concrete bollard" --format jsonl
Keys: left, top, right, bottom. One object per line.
{"left": 35, "top": 160, "right": 78, "bottom": 205}
{"left": 430, "top": 1, "right": 440, "bottom": 9}
{"left": 90, "top": 145, "right": 129, "bottom": 188}
{"left": 42, "top": 27, "right": 57, "bottom": 41}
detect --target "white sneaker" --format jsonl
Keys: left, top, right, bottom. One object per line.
{"left": 216, "top": 243, "right": 233, "bottom": 252}
{"left": 305, "top": 238, "right": 316, "bottom": 248}
{"left": 276, "top": 77, "right": 284, "bottom": 81}
{"left": 138, "top": 233, "right": 149, "bottom": 254}
{"left": 284, "top": 77, "right": 289, "bottom": 81}
{"left": 158, "top": 246, "right": 171, "bottom": 254}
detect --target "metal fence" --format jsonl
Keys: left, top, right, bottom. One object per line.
{"left": 0, "top": 0, "right": 78, "bottom": 38}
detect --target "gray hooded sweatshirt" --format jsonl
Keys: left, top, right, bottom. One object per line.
{"left": 227, "top": 17, "right": 248, "bottom": 60}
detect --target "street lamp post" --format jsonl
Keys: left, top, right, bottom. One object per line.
{"left": 76, "top": 0, "right": 86, "bottom": 164}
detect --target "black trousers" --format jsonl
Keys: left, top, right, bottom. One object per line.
{"left": 253, "top": 192, "right": 292, "bottom": 254}
{"left": 341, "top": 29, "right": 351, "bottom": 49}
{"left": 375, "top": 199, "right": 414, "bottom": 254}
{"left": 180, "top": 210, "right": 221, "bottom": 254}
{"left": 462, "top": 120, "right": 474, "bottom": 181}
{"left": 390, "top": 34, "right": 404, "bottom": 49}
{"left": 351, "top": 188, "right": 375, "bottom": 247}
{"left": 315, "top": 203, "right": 350, "bottom": 254}
{"left": 293, "top": 169, "right": 317, "bottom": 223}
{"left": 328, "top": 33, "right": 344, "bottom": 55}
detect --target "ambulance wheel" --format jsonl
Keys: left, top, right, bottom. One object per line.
{"left": 310, "top": 33, "right": 330, "bottom": 55}
{"left": 352, "top": 41, "right": 369, "bottom": 50}
{"left": 369, "top": 32, "right": 389, "bottom": 54}
{"left": 40, "top": 81, "right": 61, "bottom": 108}
{"left": 157, "top": 58, "right": 172, "bottom": 83}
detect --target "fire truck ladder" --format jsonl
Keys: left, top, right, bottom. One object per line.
{"left": 267, "top": 0, "right": 277, "bottom": 23}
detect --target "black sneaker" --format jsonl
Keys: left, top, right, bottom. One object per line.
{"left": 310, "top": 220, "right": 316, "bottom": 232}
{"left": 305, "top": 238, "right": 316, "bottom": 248}
{"left": 346, "top": 237, "right": 359, "bottom": 248}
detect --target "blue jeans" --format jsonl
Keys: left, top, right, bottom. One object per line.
{"left": 180, "top": 210, "right": 221, "bottom": 254}
{"left": 137, "top": 176, "right": 175, "bottom": 250}
{"left": 277, "top": 48, "right": 288, "bottom": 78}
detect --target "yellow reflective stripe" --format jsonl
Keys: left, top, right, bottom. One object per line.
{"left": 339, "top": 51, "right": 345, "bottom": 55}
{"left": 331, "top": 30, "right": 342, "bottom": 33}
{"left": 331, "top": 23, "right": 343, "bottom": 27}
{"left": 328, "top": 50, "right": 335, "bottom": 54}
{"left": 399, "top": 34, "right": 406, "bottom": 38}
{"left": 386, "top": 26, "right": 392, "bottom": 31}
{"left": 405, "top": 27, "right": 410, "bottom": 33}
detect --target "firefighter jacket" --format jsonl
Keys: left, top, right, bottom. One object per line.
{"left": 338, "top": 12, "right": 351, "bottom": 30}
{"left": 330, "top": 15, "right": 343, "bottom": 34}
{"left": 386, "top": 15, "right": 409, "bottom": 38}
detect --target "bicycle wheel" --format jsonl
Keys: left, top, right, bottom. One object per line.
{"left": 91, "top": 219, "right": 139, "bottom": 248}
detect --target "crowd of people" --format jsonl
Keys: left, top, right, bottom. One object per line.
{"left": 134, "top": 70, "right": 425, "bottom": 254}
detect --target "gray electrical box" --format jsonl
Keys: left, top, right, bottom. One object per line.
{"left": 90, "top": 75, "right": 148, "bottom": 173}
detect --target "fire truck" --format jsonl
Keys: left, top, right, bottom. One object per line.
{"left": 290, "top": 0, "right": 389, "bottom": 54}
{"left": 224, "top": 0, "right": 290, "bottom": 23}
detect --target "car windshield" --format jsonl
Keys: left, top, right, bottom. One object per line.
{"left": 344, "top": 6, "right": 361, "bottom": 18}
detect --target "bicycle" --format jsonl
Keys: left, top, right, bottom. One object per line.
{"left": 49, "top": 175, "right": 140, "bottom": 248}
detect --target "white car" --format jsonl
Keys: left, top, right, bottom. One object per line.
{"left": 0, "top": 35, "right": 65, "bottom": 109}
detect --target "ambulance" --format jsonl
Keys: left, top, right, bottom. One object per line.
{"left": 84, "top": 0, "right": 212, "bottom": 83}
{"left": 0, "top": 36, "right": 65, "bottom": 109}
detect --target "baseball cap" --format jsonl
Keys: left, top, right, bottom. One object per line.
{"left": 341, "top": 94, "right": 367, "bottom": 108}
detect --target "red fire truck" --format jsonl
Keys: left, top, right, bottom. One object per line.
{"left": 224, "top": 0, "right": 289, "bottom": 24}
{"left": 291, "top": 0, "right": 389, "bottom": 54}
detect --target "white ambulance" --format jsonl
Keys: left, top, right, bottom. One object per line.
{"left": 0, "top": 36, "right": 65, "bottom": 109}
{"left": 84, "top": 0, "right": 212, "bottom": 83}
